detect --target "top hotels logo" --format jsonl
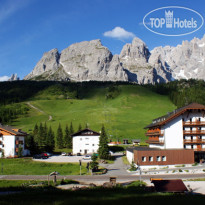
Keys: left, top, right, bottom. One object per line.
{"left": 143, "top": 6, "right": 204, "bottom": 36}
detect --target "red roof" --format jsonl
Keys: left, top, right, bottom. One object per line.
{"left": 145, "top": 103, "right": 205, "bottom": 129}
{"left": 151, "top": 179, "right": 188, "bottom": 192}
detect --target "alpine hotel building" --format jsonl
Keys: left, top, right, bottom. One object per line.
{"left": 127, "top": 103, "right": 205, "bottom": 166}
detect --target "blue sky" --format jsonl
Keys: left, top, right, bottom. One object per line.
{"left": 1, "top": 0, "right": 205, "bottom": 80}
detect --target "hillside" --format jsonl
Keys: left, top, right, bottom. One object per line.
{"left": 0, "top": 81, "right": 176, "bottom": 142}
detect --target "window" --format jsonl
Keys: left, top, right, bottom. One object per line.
{"left": 85, "top": 138, "right": 89, "bottom": 140}
{"left": 80, "top": 138, "right": 82, "bottom": 141}
{"left": 85, "top": 144, "right": 89, "bottom": 146}
{"left": 149, "top": 156, "right": 153, "bottom": 162}
{"left": 156, "top": 156, "right": 161, "bottom": 161}
{"left": 80, "top": 149, "right": 82, "bottom": 152}
{"left": 92, "top": 144, "right": 95, "bottom": 146}
{"left": 162, "top": 156, "right": 166, "bottom": 161}
{"left": 142, "top": 156, "right": 146, "bottom": 162}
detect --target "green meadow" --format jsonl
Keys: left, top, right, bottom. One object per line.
{"left": 0, "top": 158, "right": 87, "bottom": 175}
{"left": 12, "top": 85, "right": 175, "bottom": 141}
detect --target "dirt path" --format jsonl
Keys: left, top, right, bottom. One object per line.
{"left": 26, "top": 102, "right": 53, "bottom": 121}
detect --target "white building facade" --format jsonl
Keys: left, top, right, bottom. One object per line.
{"left": 146, "top": 103, "right": 205, "bottom": 152}
{"left": 0, "top": 124, "right": 27, "bottom": 157}
{"left": 72, "top": 128, "right": 100, "bottom": 155}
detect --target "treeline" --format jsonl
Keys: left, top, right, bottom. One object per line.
{"left": 0, "top": 80, "right": 130, "bottom": 105}
{"left": 145, "top": 79, "right": 205, "bottom": 108}
{"left": 26, "top": 122, "right": 85, "bottom": 155}
{"left": 0, "top": 104, "right": 29, "bottom": 124}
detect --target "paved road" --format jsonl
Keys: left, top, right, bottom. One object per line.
{"left": 1, "top": 174, "right": 205, "bottom": 184}
{"left": 99, "top": 153, "right": 129, "bottom": 175}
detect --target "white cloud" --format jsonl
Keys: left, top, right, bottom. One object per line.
{"left": 103, "top": 27, "right": 136, "bottom": 40}
{"left": 0, "top": 76, "right": 10, "bottom": 82}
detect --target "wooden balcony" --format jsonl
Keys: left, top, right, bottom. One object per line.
{"left": 146, "top": 130, "right": 164, "bottom": 136}
{"left": 183, "top": 130, "right": 205, "bottom": 135}
{"left": 183, "top": 121, "right": 205, "bottom": 126}
{"left": 184, "top": 139, "right": 205, "bottom": 144}
{"left": 146, "top": 140, "right": 164, "bottom": 145}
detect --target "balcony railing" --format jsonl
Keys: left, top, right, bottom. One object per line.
{"left": 183, "top": 121, "right": 205, "bottom": 126}
{"left": 184, "top": 139, "right": 205, "bottom": 144}
{"left": 183, "top": 130, "right": 205, "bottom": 135}
{"left": 146, "top": 130, "right": 164, "bottom": 136}
{"left": 146, "top": 140, "right": 164, "bottom": 145}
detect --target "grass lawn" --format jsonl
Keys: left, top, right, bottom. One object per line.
{"left": 0, "top": 158, "right": 87, "bottom": 175}
{"left": 12, "top": 85, "right": 175, "bottom": 142}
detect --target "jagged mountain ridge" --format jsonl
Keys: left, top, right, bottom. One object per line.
{"left": 24, "top": 35, "right": 205, "bottom": 83}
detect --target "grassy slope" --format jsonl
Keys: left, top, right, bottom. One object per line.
{"left": 12, "top": 85, "right": 175, "bottom": 141}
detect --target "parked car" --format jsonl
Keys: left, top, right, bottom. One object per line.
{"left": 33, "top": 154, "right": 49, "bottom": 159}
{"left": 61, "top": 152, "right": 67, "bottom": 156}
{"left": 77, "top": 153, "right": 81, "bottom": 156}
{"left": 83, "top": 155, "right": 91, "bottom": 160}
{"left": 67, "top": 152, "right": 73, "bottom": 156}
{"left": 45, "top": 152, "right": 52, "bottom": 157}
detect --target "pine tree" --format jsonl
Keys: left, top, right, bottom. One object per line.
{"left": 56, "top": 123, "right": 64, "bottom": 149}
{"left": 25, "top": 134, "right": 38, "bottom": 155}
{"left": 33, "top": 123, "right": 39, "bottom": 144}
{"left": 46, "top": 126, "right": 55, "bottom": 152}
{"left": 98, "top": 125, "right": 109, "bottom": 159}
{"left": 70, "top": 122, "right": 74, "bottom": 134}
{"left": 38, "top": 122, "right": 44, "bottom": 147}
{"left": 64, "top": 124, "right": 70, "bottom": 148}
{"left": 90, "top": 153, "right": 99, "bottom": 172}
{"left": 78, "top": 123, "right": 82, "bottom": 131}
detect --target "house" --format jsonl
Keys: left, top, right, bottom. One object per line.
{"left": 127, "top": 103, "right": 205, "bottom": 166}
{"left": 132, "top": 139, "right": 141, "bottom": 145}
{"left": 0, "top": 124, "right": 27, "bottom": 157}
{"left": 123, "top": 139, "right": 129, "bottom": 144}
{"left": 72, "top": 128, "right": 100, "bottom": 155}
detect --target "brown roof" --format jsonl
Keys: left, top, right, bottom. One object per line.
{"left": 151, "top": 179, "right": 188, "bottom": 193}
{"left": 145, "top": 102, "right": 205, "bottom": 129}
{"left": 71, "top": 128, "right": 100, "bottom": 137}
{"left": 0, "top": 124, "right": 27, "bottom": 136}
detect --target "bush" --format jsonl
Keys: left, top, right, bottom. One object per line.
{"left": 178, "top": 169, "right": 183, "bottom": 172}
{"left": 192, "top": 162, "right": 198, "bottom": 166}
{"left": 129, "top": 161, "right": 137, "bottom": 171}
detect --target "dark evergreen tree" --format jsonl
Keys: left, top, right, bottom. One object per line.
{"left": 46, "top": 126, "right": 55, "bottom": 152}
{"left": 56, "top": 123, "right": 64, "bottom": 149}
{"left": 64, "top": 124, "right": 70, "bottom": 148}
{"left": 98, "top": 125, "right": 109, "bottom": 159}
{"left": 33, "top": 123, "right": 39, "bottom": 144}
{"left": 90, "top": 153, "right": 98, "bottom": 172}
{"left": 25, "top": 134, "right": 38, "bottom": 155}
{"left": 70, "top": 121, "right": 74, "bottom": 134}
{"left": 38, "top": 122, "right": 46, "bottom": 148}
{"left": 78, "top": 123, "right": 82, "bottom": 131}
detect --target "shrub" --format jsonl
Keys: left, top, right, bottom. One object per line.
{"left": 178, "top": 169, "right": 183, "bottom": 172}
{"left": 129, "top": 161, "right": 137, "bottom": 171}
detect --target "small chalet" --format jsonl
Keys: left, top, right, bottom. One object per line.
{"left": 0, "top": 124, "right": 27, "bottom": 157}
{"left": 71, "top": 128, "right": 100, "bottom": 155}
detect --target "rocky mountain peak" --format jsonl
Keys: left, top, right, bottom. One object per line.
{"left": 24, "top": 35, "right": 205, "bottom": 84}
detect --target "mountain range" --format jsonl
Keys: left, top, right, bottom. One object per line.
{"left": 24, "top": 35, "right": 205, "bottom": 84}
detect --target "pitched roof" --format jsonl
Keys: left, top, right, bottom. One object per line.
{"left": 71, "top": 128, "right": 100, "bottom": 137}
{"left": 151, "top": 179, "right": 188, "bottom": 193}
{"left": 0, "top": 124, "right": 27, "bottom": 136}
{"left": 145, "top": 102, "right": 205, "bottom": 129}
